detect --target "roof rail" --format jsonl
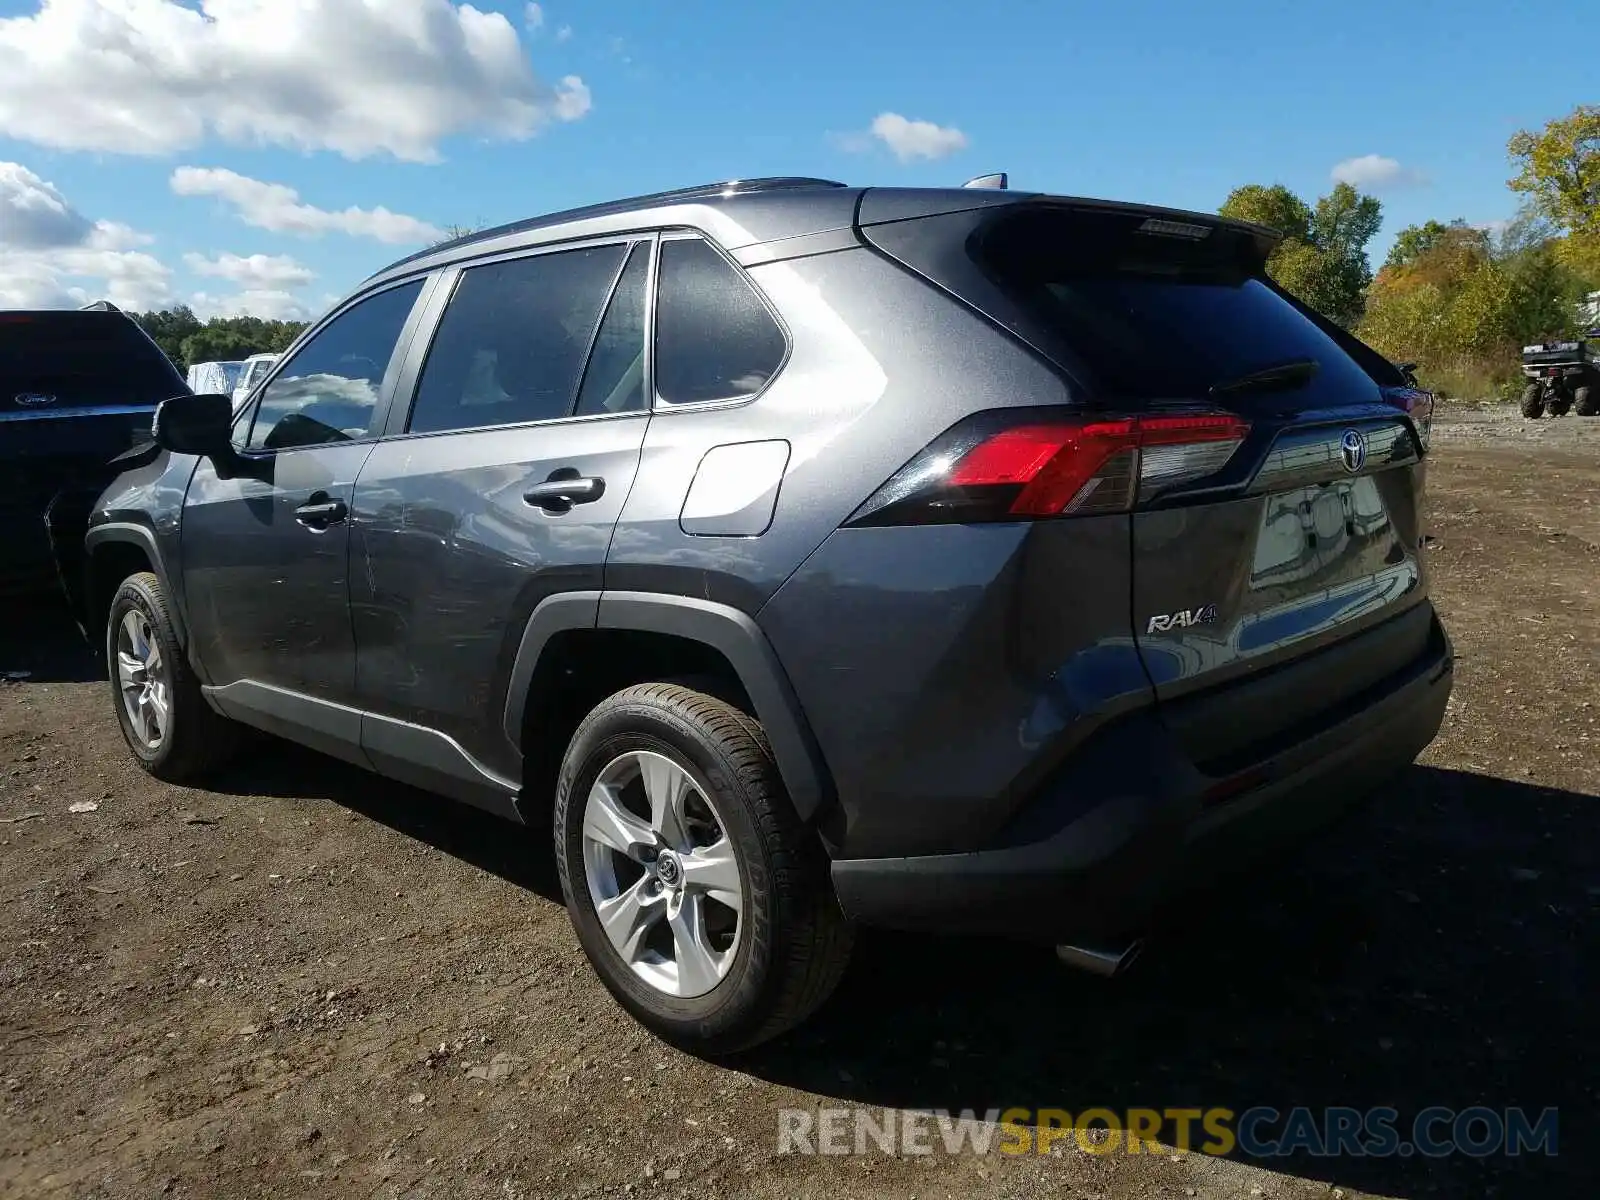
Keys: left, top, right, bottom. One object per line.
{"left": 79, "top": 299, "right": 121, "bottom": 312}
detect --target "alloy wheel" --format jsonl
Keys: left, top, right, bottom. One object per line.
{"left": 115, "top": 609, "right": 169, "bottom": 750}
{"left": 580, "top": 749, "right": 744, "bottom": 998}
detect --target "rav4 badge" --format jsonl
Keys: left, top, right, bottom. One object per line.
{"left": 1146, "top": 604, "right": 1219, "bottom": 634}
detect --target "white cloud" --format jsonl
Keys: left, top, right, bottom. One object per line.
{"left": 184, "top": 252, "right": 317, "bottom": 291}
{"left": 555, "top": 24, "right": 572, "bottom": 42}
{"left": 1331, "top": 155, "right": 1428, "bottom": 192}
{"left": 0, "top": 161, "right": 171, "bottom": 309}
{"left": 0, "top": 0, "right": 592, "bottom": 162}
{"left": 524, "top": 2, "right": 543, "bottom": 30}
{"left": 171, "top": 167, "right": 444, "bottom": 245}
{"left": 867, "top": 113, "right": 969, "bottom": 163}
{"left": 192, "top": 289, "right": 314, "bottom": 322}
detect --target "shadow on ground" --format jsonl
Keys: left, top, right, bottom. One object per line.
{"left": 745, "top": 766, "right": 1593, "bottom": 1198}
{"left": 0, "top": 595, "right": 98, "bottom": 684}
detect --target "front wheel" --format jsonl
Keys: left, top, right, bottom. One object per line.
{"left": 1520, "top": 383, "right": 1545, "bottom": 419}
{"left": 107, "top": 572, "right": 239, "bottom": 781}
{"left": 554, "top": 683, "right": 852, "bottom": 1054}
{"left": 1575, "top": 385, "right": 1598, "bottom": 417}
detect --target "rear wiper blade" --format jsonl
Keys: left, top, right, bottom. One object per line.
{"left": 1209, "top": 358, "right": 1320, "bottom": 398}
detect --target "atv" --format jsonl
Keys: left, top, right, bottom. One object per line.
{"left": 1520, "top": 329, "right": 1600, "bottom": 418}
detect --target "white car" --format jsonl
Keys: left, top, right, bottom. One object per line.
{"left": 231, "top": 353, "right": 279, "bottom": 410}
{"left": 185, "top": 359, "right": 245, "bottom": 397}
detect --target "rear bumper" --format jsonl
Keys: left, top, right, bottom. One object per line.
{"left": 830, "top": 614, "right": 1453, "bottom": 942}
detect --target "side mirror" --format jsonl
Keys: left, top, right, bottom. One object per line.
{"left": 154, "top": 393, "right": 234, "bottom": 457}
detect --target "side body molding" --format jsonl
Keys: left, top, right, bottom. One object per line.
{"left": 598, "top": 592, "right": 830, "bottom": 821}
{"left": 499, "top": 590, "right": 832, "bottom": 822}
{"left": 84, "top": 522, "right": 189, "bottom": 648}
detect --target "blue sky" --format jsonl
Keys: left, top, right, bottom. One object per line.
{"left": 0, "top": 0, "right": 1587, "bottom": 321}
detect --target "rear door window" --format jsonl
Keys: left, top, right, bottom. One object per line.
{"left": 407, "top": 243, "right": 628, "bottom": 434}
{"left": 654, "top": 237, "right": 786, "bottom": 406}
{"left": 574, "top": 243, "right": 650, "bottom": 417}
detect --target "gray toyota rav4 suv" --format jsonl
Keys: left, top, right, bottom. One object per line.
{"left": 86, "top": 177, "right": 1452, "bottom": 1052}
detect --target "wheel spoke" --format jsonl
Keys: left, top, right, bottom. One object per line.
{"left": 582, "top": 783, "right": 654, "bottom": 860}
{"left": 121, "top": 611, "right": 147, "bottom": 661}
{"left": 679, "top": 838, "right": 741, "bottom": 907}
{"left": 116, "top": 652, "right": 143, "bottom": 688}
{"left": 143, "top": 638, "right": 162, "bottom": 676}
{"left": 147, "top": 685, "right": 169, "bottom": 740}
{"left": 595, "top": 877, "right": 664, "bottom": 963}
{"left": 639, "top": 753, "right": 693, "bottom": 850}
{"left": 668, "top": 893, "right": 723, "bottom": 996}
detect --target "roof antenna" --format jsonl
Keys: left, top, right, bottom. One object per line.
{"left": 962, "top": 172, "right": 1008, "bottom": 190}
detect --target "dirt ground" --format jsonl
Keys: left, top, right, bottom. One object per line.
{"left": 2, "top": 402, "right": 1595, "bottom": 1200}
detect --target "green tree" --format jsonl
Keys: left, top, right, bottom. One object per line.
{"left": 180, "top": 316, "right": 307, "bottom": 366}
{"left": 132, "top": 305, "right": 203, "bottom": 370}
{"left": 1507, "top": 104, "right": 1600, "bottom": 239}
{"left": 1219, "top": 181, "right": 1382, "bottom": 327}
{"left": 1218, "top": 183, "right": 1312, "bottom": 242}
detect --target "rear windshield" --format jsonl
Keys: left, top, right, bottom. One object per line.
{"left": 972, "top": 208, "right": 1385, "bottom": 405}
{"left": 0, "top": 312, "right": 185, "bottom": 403}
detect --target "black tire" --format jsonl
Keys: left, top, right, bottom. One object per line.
{"left": 553, "top": 682, "right": 852, "bottom": 1054}
{"left": 1520, "top": 384, "right": 1544, "bottom": 419}
{"left": 1549, "top": 392, "right": 1572, "bottom": 416}
{"left": 106, "top": 571, "right": 240, "bottom": 782}
{"left": 1576, "top": 385, "right": 1598, "bottom": 417}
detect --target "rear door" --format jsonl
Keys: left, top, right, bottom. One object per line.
{"left": 350, "top": 235, "right": 653, "bottom": 783}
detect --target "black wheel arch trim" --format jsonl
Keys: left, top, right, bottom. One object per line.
{"left": 501, "top": 590, "right": 833, "bottom": 822}
{"left": 84, "top": 521, "right": 189, "bottom": 650}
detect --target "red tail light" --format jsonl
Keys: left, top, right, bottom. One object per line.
{"left": 1381, "top": 386, "right": 1433, "bottom": 451}
{"left": 848, "top": 408, "right": 1251, "bottom": 527}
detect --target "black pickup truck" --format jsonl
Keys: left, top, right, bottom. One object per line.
{"left": 1, "top": 302, "right": 188, "bottom": 605}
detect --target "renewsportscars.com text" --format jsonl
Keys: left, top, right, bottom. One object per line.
{"left": 776, "top": 1106, "right": 1558, "bottom": 1159}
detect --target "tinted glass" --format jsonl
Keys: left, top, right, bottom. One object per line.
{"left": 976, "top": 208, "right": 1379, "bottom": 406}
{"left": 247, "top": 281, "right": 422, "bottom": 451}
{"left": 408, "top": 244, "right": 627, "bottom": 434}
{"left": 0, "top": 312, "right": 184, "bottom": 414}
{"left": 575, "top": 243, "right": 649, "bottom": 417}
{"left": 654, "top": 238, "right": 786, "bottom": 406}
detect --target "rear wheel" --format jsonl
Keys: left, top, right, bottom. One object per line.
{"left": 1575, "top": 385, "right": 1598, "bottom": 416}
{"left": 1520, "top": 384, "right": 1544, "bottom": 419}
{"left": 1549, "top": 389, "right": 1573, "bottom": 416}
{"left": 553, "top": 682, "right": 852, "bottom": 1054}
{"left": 107, "top": 572, "right": 240, "bottom": 781}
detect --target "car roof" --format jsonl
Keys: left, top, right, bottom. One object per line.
{"left": 359, "top": 177, "right": 1280, "bottom": 292}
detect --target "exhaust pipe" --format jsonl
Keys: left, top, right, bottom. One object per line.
{"left": 1055, "top": 939, "right": 1145, "bottom": 978}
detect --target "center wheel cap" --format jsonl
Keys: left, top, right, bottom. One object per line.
{"left": 655, "top": 850, "right": 683, "bottom": 888}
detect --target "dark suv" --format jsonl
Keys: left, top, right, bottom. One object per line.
{"left": 86, "top": 178, "right": 1452, "bottom": 1052}
{"left": 2, "top": 302, "right": 188, "bottom": 601}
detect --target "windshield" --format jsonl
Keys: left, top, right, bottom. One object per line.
{"left": 975, "top": 208, "right": 1384, "bottom": 407}
{"left": 0, "top": 312, "right": 185, "bottom": 406}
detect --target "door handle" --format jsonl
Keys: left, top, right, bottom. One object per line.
{"left": 523, "top": 472, "right": 605, "bottom": 513}
{"left": 294, "top": 498, "right": 348, "bottom": 528}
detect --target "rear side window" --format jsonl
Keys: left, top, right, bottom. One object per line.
{"left": 972, "top": 208, "right": 1380, "bottom": 406}
{"left": 408, "top": 243, "right": 627, "bottom": 434}
{"left": 654, "top": 238, "right": 786, "bottom": 406}
{"left": 0, "top": 312, "right": 184, "bottom": 412}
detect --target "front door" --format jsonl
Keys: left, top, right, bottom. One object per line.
{"left": 180, "top": 279, "right": 429, "bottom": 729}
{"left": 350, "top": 238, "right": 654, "bottom": 783}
